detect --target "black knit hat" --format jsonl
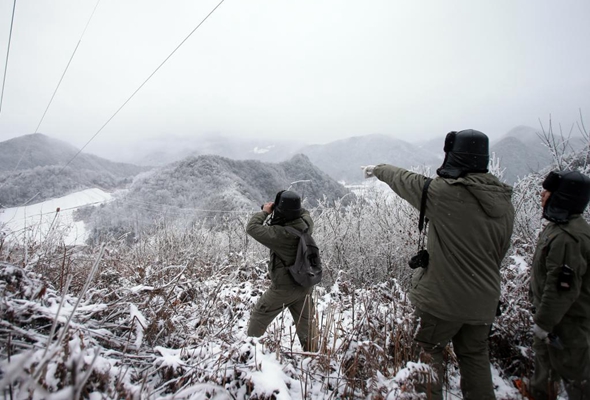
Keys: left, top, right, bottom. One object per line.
{"left": 542, "top": 170, "right": 590, "bottom": 223}
{"left": 436, "top": 129, "right": 489, "bottom": 179}
{"left": 274, "top": 190, "right": 302, "bottom": 221}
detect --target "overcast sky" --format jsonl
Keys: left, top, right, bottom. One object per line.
{"left": 0, "top": 0, "right": 589, "bottom": 158}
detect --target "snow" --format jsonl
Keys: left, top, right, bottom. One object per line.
{"left": 0, "top": 188, "right": 112, "bottom": 246}
{"left": 492, "top": 366, "right": 522, "bottom": 399}
{"left": 130, "top": 304, "right": 147, "bottom": 348}
{"left": 510, "top": 255, "right": 529, "bottom": 274}
{"left": 130, "top": 284, "right": 155, "bottom": 293}
{"left": 248, "top": 352, "right": 292, "bottom": 400}
{"left": 0, "top": 255, "right": 538, "bottom": 400}
{"left": 155, "top": 346, "right": 185, "bottom": 369}
{"left": 253, "top": 146, "right": 274, "bottom": 154}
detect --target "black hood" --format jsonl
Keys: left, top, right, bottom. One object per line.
{"left": 436, "top": 129, "right": 489, "bottom": 179}
{"left": 543, "top": 170, "right": 590, "bottom": 223}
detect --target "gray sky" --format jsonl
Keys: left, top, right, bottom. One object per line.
{"left": 0, "top": 0, "right": 589, "bottom": 157}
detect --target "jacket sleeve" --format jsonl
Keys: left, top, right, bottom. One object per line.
{"left": 246, "top": 211, "right": 287, "bottom": 250}
{"left": 301, "top": 209, "right": 314, "bottom": 235}
{"left": 373, "top": 164, "right": 428, "bottom": 211}
{"left": 534, "top": 233, "right": 586, "bottom": 331}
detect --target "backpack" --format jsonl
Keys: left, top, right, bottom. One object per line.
{"left": 283, "top": 226, "right": 322, "bottom": 288}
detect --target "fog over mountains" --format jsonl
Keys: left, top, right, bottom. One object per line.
{"left": 300, "top": 134, "right": 441, "bottom": 184}
{"left": 111, "top": 127, "right": 586, "bottom": 184}
{"left": 0, "top": 133, "right": 145, "bottom": 175}
{"left": 116, "top": 135, "right": 305, "bottom": 166}
{"left": 1, "top": 126, "right": 587, "bottom": 213}
{"left": 0, "top": 134, "right": 148, "bottom": 207}
{"left": 490, "top": 126, "right": 554, "bottom": 183}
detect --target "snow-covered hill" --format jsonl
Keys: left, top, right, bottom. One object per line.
{"left": 0, "top": 188, "right": 112, "bottom": 246}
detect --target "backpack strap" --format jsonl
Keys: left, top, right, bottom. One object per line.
{"left": 284, "top": 226, "right": 305, "bottom": 236}
{"left": 273, "top": 226, "right": 304, "bottom": 266}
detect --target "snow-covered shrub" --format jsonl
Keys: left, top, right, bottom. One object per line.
{"left": 312, "top": 185, "right": 418, "bottom": 288}
{"left": 1, "top": 259, "right": 450, "bottom": 399}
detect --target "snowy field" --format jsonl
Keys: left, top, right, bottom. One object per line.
{"left": 0, "top": 188, "right": 112, "bottom": 246}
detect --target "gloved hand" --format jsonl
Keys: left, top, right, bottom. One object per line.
{"left": 361, "top": 165, "right": 376, "bottom": 179}
{"left": 533, "top": 324, "right": 549, "bottom": 340}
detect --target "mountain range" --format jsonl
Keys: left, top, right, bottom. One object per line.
{"left": 0, "top": 134, "right": 352, "bottom": 241}
{"left": 99, "top": 127, "right": 583, "bottom": 184}
{"left": 1, "top": 126, "right": 587, "bottom": 211}
{"left": 0, "top": 134, "right": 148, "bottom": 208}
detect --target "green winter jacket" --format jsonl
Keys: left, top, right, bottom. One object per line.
{"left": 246, "top": 209, "right": 314, "bottom": 288}
{"left": 374, "top": 165, "right": 514, "bottom": 324}
{"left": 531, "top": 215, "right": 590, "bottom": 334}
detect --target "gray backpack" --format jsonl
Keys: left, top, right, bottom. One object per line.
{"left": 284, "top": 226, "right": 322, "bottom": 288}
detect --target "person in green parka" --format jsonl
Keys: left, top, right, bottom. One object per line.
{"left": 362, "top": 129, "right": 515, "bottom": 400}
{"left": 529, "top": 170, "right": 590, "bottom": 400}
{"left": 246, "top": 190, "right": 318, "bottom": 352}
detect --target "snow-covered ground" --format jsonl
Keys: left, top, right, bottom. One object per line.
{"left": 0, "top": 188, "right": 112, "bottom": 246}
{"left": 0, "top": 260, "right": 525, "bottom": 399}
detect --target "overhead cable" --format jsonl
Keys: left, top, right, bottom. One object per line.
{"left": 56, "top": 0, "right": 227, "bottom": 176}
{"left": 3, "top": 0, "right": 226, "bottom": 212}
{"left": 34, "top": 0, "right": 102, "bottom": 134}
{"left": 0, "top": 0, "right": 17, "bottom": 113}
{"left": 0, "top": 0, "right": 101, "bottom": 187}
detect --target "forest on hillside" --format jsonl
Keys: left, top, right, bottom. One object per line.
{"left": 0, "top": 165, "right": 133, "bottom": 208}
{"left": 76, "top": 154, "right": 350, "bottom": 246}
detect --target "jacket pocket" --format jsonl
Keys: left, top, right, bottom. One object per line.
{"left": 411, "top": 268, "right": 425, "bottom": 289}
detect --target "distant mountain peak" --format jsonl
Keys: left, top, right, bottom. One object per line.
{"left": 503, "top": 126, "right": 541, "bottom": 144}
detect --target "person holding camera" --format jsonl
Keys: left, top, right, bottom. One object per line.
{"left": 362, "top": 129, "right": 514, "bottom": 399}
{"left": 529, "top": 170, "right": 590, "bottom": 400}
{"left": 246, "top": 190, "right": 318, "bottom": 352}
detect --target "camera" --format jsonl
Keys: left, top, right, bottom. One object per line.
{"left": 260, "top": 204, "right": 275, "bottom": 211}
{"left": 408, "top": 249, "right": 429, "bottom": 269}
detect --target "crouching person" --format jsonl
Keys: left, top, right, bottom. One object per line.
{"left": 530, "top": 170, "right": 590, "bottom": 400}
{"left": 246, "top": 190, "right": 318, "bottom": 352}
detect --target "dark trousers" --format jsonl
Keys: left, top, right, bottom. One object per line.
{"left": 531, "top": 319, "right": 590, "bottom": 400}
{"left": 414, "top": 309, "right": 496, "bottom": 400}
{"left": 247, "top": 285, "right": 317, "bottom": 351}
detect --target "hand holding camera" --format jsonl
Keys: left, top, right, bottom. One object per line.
{"left": 260, "top": 202, "right": 274, "bottom": 214}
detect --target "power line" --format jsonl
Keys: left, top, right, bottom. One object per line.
{"left": 0, "top": 0, "right": 17, "bottom": 113}
{"left": 2, "top": 0, "right": 227, "bottom": 213}
{"left": 34, "top": 0, "right": 102, "bottom": 134}
{"left": 0, "top": 0, "right": 101, "bottom": 188}
{"left": 56, "top": 0, "right": 227, "bottom": 176}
